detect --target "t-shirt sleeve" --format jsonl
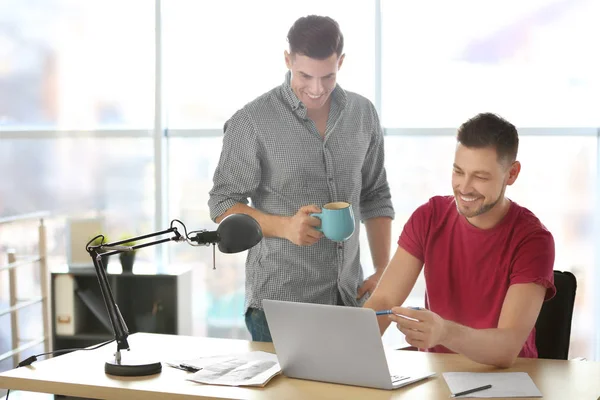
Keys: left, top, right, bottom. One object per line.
{"left": 397, "top": 200, "right": 433, "bottom": 263}
{"left": 510, "top": 230, "right": 556, "bottom": 301}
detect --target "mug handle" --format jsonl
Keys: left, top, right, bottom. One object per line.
{"left": 309, "top": 213, "right": 323, "bottom": 232}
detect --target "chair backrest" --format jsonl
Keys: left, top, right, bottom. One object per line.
{"left": 535, "top": 270, "right": 577, "bottom": 360}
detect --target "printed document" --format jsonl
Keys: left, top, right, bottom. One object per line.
{"left": 168, "top": 351, "right": 281, "bottom": 387}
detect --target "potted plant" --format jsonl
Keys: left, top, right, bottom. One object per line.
{"left": 118, "top": 236, "right": 137, "bottom": 273}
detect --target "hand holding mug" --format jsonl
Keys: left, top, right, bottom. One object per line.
{"left": 285, "top": 205, "right": 323, "bottom": 246}
{"left": 310, "top": 202, "right": 355, "bottom": 242}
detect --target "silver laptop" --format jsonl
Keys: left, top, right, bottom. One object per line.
{"left": 263, "top": 299, "right": 435, "bottom": 390}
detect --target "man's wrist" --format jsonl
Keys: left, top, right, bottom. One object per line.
{"left": 439, "top": 319, "right": 458, "bottom": 348}
{"left": 276, "top": 215, "right": 291, "bottom": 240}
{"left": 374, "top": 265, "right": 387, "bottom": 275}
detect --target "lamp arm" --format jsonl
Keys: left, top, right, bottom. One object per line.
{"left": 91, "top": 227, "right": 184, "bottom": 257}
{"left": 89, "top": 249, "right": 129, "bottom": 351}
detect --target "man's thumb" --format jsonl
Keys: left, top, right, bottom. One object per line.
{"left": 356, "top": 284, "right": 367, "bottom": 299}
{"left": 300, "top": 204, "right": 321, "bottom": 214}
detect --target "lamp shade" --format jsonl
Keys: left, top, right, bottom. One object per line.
{"left": 217, "top": 214, "right": 263, "bottom": 253}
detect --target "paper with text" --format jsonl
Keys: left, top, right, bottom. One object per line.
{"left": 183, "top": 351, "right": 281, "bottom": 387}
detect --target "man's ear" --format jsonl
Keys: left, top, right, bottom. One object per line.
{"left": 506, "top": 161, "right": 521, "bottom": 185}
{"left": 337, "top": 53, "right": 345, "bottom": 70}
{"left": 284, "top": 50, "right": 293, "bottom": 69}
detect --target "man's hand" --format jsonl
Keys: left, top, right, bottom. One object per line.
{"left": 357, "top": 270, "right": 384, "bottom": 299}
{"left": 389, "top": 306, "right": 448, "bottom": 349}
{"left": 285, "top": 205, "right": 323, "bottom": 246}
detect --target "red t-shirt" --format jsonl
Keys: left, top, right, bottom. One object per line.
{"left": 398, "top": 195, "right": 556, "bottom": 358}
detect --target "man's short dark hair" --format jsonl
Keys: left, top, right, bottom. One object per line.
{"left": 457, "top": 112, "right": 519, "bottom": 164}
{"left": 287, "top": 15, "right": 344, "bottom": 60}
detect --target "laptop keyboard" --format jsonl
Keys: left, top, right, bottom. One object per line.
{"left": 391, "top": 375, "right": 410, "bottom": 383}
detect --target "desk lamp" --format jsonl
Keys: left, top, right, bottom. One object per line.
{"left": 86, "top": 213, "right": 262, "bottom": 377}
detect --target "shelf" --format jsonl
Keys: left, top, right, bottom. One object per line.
{"left": 51, "top": 268, "right": 192, "bottom": 352}
{"left": 52, "top": 262, "right": 192, "bottom": 276}
{"left": 56, "top": 333, "right": 113, "bottom": 341}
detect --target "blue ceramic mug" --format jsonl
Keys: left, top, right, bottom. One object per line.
{"left": 310, "top": 202, "right": 355, "bottom": 242}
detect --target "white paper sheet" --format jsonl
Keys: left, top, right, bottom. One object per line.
{"left": 169, "top": 351, "right": 281, "bottom": 387}
{"left": 442, "top": 372, "right": 542, "bottom": 398}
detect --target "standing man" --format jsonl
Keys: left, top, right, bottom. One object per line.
{"left": 209, "top": 15, "right": 394, "bottom": 341}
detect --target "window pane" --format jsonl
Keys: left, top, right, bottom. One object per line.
{"left": 0, "top": 138, "right": 155, "bottom": 263}
{"left": 381, "top": 0, "right": 600, "bottom": 127}
{"left": 168, "top": 137, "right": 249, "bottom": 338}
{"left": 0, "top": 0, "right": 154, "bottom": 129}
{"left": 512, "top": 136, "right": 596, "bottom": 360}
{"left": 164, "top": 0, "right": 375, "bottom": 128}
{"left": 377, "top": 134, "right": 596, "bottom": 358}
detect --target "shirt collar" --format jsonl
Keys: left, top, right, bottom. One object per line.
{"left": 281, "top": 71, "right": 347, "bottom": 117}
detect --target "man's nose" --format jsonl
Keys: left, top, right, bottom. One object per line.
{"left": 311, "top": 79, "right": 324, "bottom": 94}
{"left": 458, "top": 176, "right": 474, "bottom": 194}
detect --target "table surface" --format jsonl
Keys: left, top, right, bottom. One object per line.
{"left": 1, "top": 333, "right": 599, "bottom": 400}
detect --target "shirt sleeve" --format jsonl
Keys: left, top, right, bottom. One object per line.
{"left": 397, "top": 199, "right": 433, "bottom": 263}
{"left": 359, "top": 102, "right": 395, "bottom": 221}
{"left": 208, "top": 109, "right": 262, "bottom": 222}
{"left": 509, "top": 230, "right": 556, "bottom": 301}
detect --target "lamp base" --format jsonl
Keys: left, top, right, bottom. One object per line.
{"left": 105, "top": 355, "right": 162, "bottom": 376}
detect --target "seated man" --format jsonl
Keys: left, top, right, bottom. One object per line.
{"left": 365, "top": 112, "right": 556, "bottom": 368}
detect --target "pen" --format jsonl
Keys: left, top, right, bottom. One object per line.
{"left": 451, "top": 384, "right": 492, "bottom": 397}
{"left": 179, "top": 363, "right": 201, "bottom": 372}
{"left": 375, "top": 307, "right": 423, "bottom": 315}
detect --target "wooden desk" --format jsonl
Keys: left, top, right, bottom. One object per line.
{"left": 0, "top": 333, "right": 598, "bottom": 399}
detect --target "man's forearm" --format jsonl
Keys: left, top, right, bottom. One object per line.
{"left": 442, "top": 321, "right": 525, "bottom": 368}
{"left": 364, "top": 246, "right": 423, "bottom": 335}
{"left": 215, "top": 203, "right": 289, "bottom": 239}
{"left": 364, "top": 295, "right": 395, "bottom": 334}
{"left": 364, "top": 216, "right": 392, "bottom": 272}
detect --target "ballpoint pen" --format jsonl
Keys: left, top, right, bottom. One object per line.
{"left": 178, "top": 363, "right": 201, "bottom": 372}
{"left": 375, "top": 306, "right": 423, "bottom": 316}
{"left": 451, "top": 384, "right": 492, "bottom": 397}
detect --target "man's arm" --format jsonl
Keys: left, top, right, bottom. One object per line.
{"left": 356, "top": 103, "right": 396, "bottom": 298}
{"left": 208, "top": 109, "right": 322, "bottom": 246}
{"left": 215, "top": 203, "right": 323, "bottom": 246}
{"left": 363, "top": 246, "right": 424, "bottom": 334}
{"left": 365, "top": 217, "right": 392, "bottom": 273}
{"left": 215, "top": 203, "right": 286, "bottom": 237}
{"left": 392, "top": 283, "right": 546, "bottom": 368}
{"left": 356, "top": 217, "right": 392, "bottom": 298}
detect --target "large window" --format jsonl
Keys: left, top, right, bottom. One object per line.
{"left": 381, "top": 0, "right": 600, "bottom": 127}
{"left": 1, "top": 0, "right": 598, "bottom": 365}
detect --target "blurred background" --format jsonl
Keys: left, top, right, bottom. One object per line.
{"left": 0, "top": 0, "right": 598, "bottom": 378}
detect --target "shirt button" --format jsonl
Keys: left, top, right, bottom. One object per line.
{"left": 328, "top": 178, "right": 334, "bottom": 182}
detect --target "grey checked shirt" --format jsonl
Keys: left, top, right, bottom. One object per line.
{"left": 209, "top": 72, "right": 394, "bottom": 311}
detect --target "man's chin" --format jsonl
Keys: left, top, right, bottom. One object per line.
{"left": 305, "top": 99, "right": 327, "bottom": 109}
{"left": 456, "top": 205, "right": 480, "bottom": 218}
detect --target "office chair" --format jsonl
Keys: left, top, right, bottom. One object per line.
{"left": 535, "top": 270, "right": 577, "bottom": 360}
